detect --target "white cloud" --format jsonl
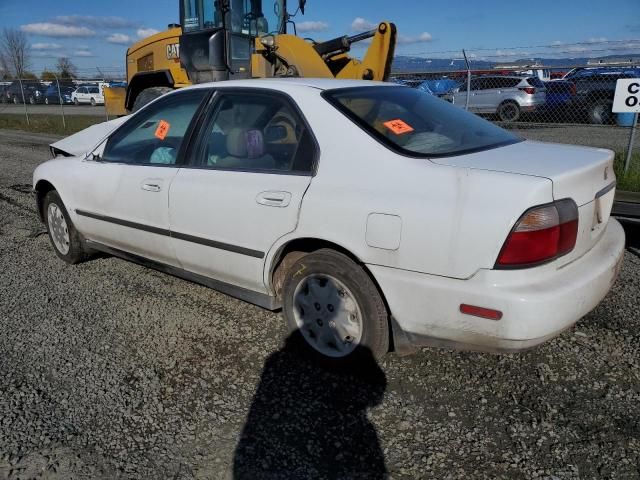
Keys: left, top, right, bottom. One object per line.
{"left": 21, "top": 23, "right": 95, "bottom": 37}
{"left": 107, "top": 33, "right": 132, "bottom": 45}
{"left": 296, "top": 21, "right": 329, "bottom": 33}
{"left": 587, "top": 37, "right": 608, "bottom": 44}
{"left": 73, "top": 50, "right": 94, "bottom": 57}
{"left": 31, "top": 42, "right": 63, "bottom": 50}
{"left": 137, "top": 28, "right": 160, "bottom": 39}
{"left": 351, "top": 17, "right": 377, "bottom": 33}
{"left": 397, "top": 32, "right": 433, "bottom": 44}
{"left": 53, "top": 15, "right": 138, "bottom": 29}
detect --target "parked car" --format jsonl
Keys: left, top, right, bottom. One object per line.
{"left": 443, "top": 75, "right": 546, "bottom": 122}
{"left": 563, "top": 69, "right": 640, "bottom": 124}
{"left": 71, "top": 85, "right": 104, "bottom": 106}
{"left": 44, "top": 84, "right": 75, "bottom": 105}
{"left": 34, "top": 79, "right": 625, "bottom": 366}
{"left": 0, "top": 82, "right": 10, "bottom": 103}
{"left": 2, "top": 80, "right": 46, "bottom": 104}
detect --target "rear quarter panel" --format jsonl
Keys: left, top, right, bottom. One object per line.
{"left": 264, "top": 89, "right": 554, "bottom": 282}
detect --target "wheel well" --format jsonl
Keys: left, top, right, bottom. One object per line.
{"left": 125, "top": 70, "right": 174, "bottom": 111}
{"left": 270, "top": 238, "right": 400, "bottom": 352}
{"left": 34, "top": 180, "right": 56, "bottom": 223}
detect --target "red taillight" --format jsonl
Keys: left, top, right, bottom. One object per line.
{"left": 496, "top": 199, "right": 578, "bottom": 268}
{"left": 520, "top": 87, "right": 536, "bottom": 94}
{"left": 460, "top": 304, "right": 503, "bottom": 321}
{"left": 570, "top": 83, "right": 577, "bottom": 96}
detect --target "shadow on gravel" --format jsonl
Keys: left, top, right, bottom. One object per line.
{"left": 233, "top": 332, "right": 387, "bottom": 480}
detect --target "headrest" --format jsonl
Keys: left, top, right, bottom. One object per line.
{"left": 226, "top": 128, "right": 265, "bottom": 158}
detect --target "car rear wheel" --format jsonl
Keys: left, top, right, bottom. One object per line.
{"left": 73, "top": 98, "right": 79, "bottom": 105}
{"left": 588, "top": 99, "right": 613, "bottom": 125}
{"left": 282, "top": 249, "right": 389, "bottom": 366}
{"left": 12, "top": 96, "right": 19, "bottom": 104}
{"left": 43, "top": 190, "right": 89, "bottom": 264}
{"left": 498, "top": 101, "right": 521, "bottom": 122}
{"left": 29, "top": 96, "right": 35, "bottom": 105}
{"left": 44, "top": 97, "right": 49, "bottom": 105}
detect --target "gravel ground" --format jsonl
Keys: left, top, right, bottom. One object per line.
{"left": 1, "top": 129, "right": 639, "bottom": 480}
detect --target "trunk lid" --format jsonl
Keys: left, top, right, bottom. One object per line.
{"left": 432, "top": 140, "right": 616, "bottom": 266}
{"left": 431, "top": 140, "right": 614, "bottom": 207}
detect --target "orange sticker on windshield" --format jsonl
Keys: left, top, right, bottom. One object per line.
{"left": 383, "top": 119, "right": 414, "bottom": 135}
{"left": 154, "top": 120, "right": 171, "bottom": 140}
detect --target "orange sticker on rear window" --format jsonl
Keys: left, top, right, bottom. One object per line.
{"left": 383, "top": 119, "right": 414, "bottom": 135}
{"left": 154, "top": 120, "right": 171, "bottom": 140}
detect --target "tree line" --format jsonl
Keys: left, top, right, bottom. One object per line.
{"left": 0, "top": 28, "right": 78, "bottom": 81}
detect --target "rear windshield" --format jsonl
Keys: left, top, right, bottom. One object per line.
{"left": 527, "top": 77, "right": 546, "bottom": 88}
{"left": 323, "top": 86, "right": 520, "bottom": 157}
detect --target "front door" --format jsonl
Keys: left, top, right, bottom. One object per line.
{"left": 169, "top": 89, "right": 317, "bottom": 293}
{"left": 72, "top": 88, "right": 210, "bottom": 265}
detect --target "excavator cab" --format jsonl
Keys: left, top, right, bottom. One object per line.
{"left": 179, "top": 0, "right": 302, "bottom": 83}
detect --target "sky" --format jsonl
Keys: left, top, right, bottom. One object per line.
{"left": 0, "top": 0, "right": 638, "bottom": 77}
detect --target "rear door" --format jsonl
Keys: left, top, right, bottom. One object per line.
{"left": 168, "top": 88, "right": 317, "bottom": 293}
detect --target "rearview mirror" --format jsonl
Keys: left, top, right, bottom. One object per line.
{"left": 299, "top": 0, "right": 306, "bottom": 14}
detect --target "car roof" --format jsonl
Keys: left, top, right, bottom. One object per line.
{"left": 184, "top": 78, "right": 394, "bottom": 93}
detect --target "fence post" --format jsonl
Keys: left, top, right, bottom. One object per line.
{"left": 18, "top": 78, "right": 29, "bottom": 126}
{"left": 54, "top": 74, "right": 66, "bottom": 130}
{"left": 624, "top": 112, "right": 638, "bottom": 174}
{"left": 462, "top": 49, "right": 471, "bottom": 111}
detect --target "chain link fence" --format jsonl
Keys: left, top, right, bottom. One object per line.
{"left": 0, "top": 76, "right": 112, "bottom": 129}
{"left": 391, "top": 63, "right": 640, "bottom": 189}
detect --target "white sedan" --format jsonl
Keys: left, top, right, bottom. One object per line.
{"left": 71, "top": 85, "right": 104, "bottom": 106}
{"left": 34, "top": 78, "right": 625, "bottom": 365}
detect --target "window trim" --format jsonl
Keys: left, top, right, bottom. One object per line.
{"left": 183, "top": 87, "right": 320, "bottom": 176}
{"left": 321, "top": 86, "right": 523, "bottom": 160}
{"left": 99, "top": 88, "right": 214, "bottom": 167}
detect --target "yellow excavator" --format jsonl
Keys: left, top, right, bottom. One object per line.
{"left": 105, "top": 0, "right": 396, "bottom": 115}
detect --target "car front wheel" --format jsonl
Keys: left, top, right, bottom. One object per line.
{"left": 282, "top": 249, "right": 389, "bottom": 366}
{"left": 90, "top": 97, "right": 96, "bottom": 106}
{"left": 43, "top": 190, "right": 89, "bottom": 264}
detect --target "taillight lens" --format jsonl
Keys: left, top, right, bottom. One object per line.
{"left": 496, "top": 199, "right": 578, "bottom": 268}
{"left": 520, "top": 87, "right": 536, "bottom": 94}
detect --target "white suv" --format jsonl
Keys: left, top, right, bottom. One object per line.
{"left": 72, "top": 86, "right": 104, "bottom": 106}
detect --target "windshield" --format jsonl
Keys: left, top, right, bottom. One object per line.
{"left": 323, "top": 86, "right": 521, "bottom": 157}
{"left": 182, "top": 0, "right": 284, "bottom": 35}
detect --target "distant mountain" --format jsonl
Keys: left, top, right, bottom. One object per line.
{"left": 392, "top": 53, "right": 640, "bottom": 73}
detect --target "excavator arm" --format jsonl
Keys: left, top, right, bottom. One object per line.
{"left": 252, "top": 22, "right": 397, "bottom": 81}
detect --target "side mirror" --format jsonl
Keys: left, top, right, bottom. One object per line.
{"left": 299, "top": 0, "right": 306, "bottom": 14}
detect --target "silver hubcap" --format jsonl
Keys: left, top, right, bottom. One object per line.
{"left": 293, "top": 274, "right": 363, "bottom": 358}
{"left": 47, "top": 203, "right": 70, "bottom": 255}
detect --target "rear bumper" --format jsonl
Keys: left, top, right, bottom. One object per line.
{"left": 370, "top": 218, "right": 626, "bottom": 353}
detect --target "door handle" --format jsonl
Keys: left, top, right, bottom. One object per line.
{"left": 256, "top": 191, "right": 291, "bottom": 207}
{"left": 141, "top": 182, "right": 162, "bottom": 192}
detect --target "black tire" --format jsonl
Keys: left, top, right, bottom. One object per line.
{"left": 90, "top": 97, "right": 96, "bottom": 106}
{"left": 29, "top": 96, "right": 35, "bottom": 105}
{"left": 44, "top": 97, "right": 49, "bottom": 105}
{"left": 497, "top": 101, "right": 521, "bottom": 122}
{"left": 588, "top": 99, "right": 614, "bottom": 125}
{"left": 43, "top": 190, "right": 89, "bottom": 264}
{"left": 132, "top": 87, "right": 173, "bottom": 112}
{"left": 73, "top": 98, "right": 79, "bottom": 105}
{"left": 282, "top": 249, "right": 389, "bottom": 367}
{"left": 12, "top": 96, "right": 19, "bottom": 104}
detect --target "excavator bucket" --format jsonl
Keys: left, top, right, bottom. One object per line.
{"left": 104, "top": 86, "right": 127, "bottom": 117}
